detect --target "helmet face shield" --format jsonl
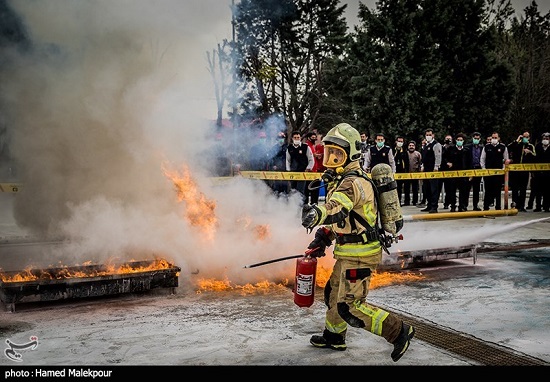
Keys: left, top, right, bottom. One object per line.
{"left": 323, "top": 144, "right": 348, "bottom": 168}
{"left": 322, "top": 123, "right": 361, "bottom": 163}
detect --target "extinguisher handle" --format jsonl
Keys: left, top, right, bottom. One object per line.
{"left": 304, "top": 247, "right": 320, "bottom": 257}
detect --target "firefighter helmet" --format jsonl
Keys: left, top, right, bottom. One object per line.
{"left": 322, "top": 123, "right": 362, "bottom": 168}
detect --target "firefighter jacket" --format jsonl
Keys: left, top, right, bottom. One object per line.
{"left": 316, "top": 161, "right": 381, "bottom": 258}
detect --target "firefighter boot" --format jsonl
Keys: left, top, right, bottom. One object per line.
{"left": 310, "top": 329, "right": 347, "bottom": 351}
{"left": 391, "top": 323, "right": 415, "bottom": 362}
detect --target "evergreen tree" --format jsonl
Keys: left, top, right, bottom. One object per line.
{"left": 325, "top": 0, "right": 515, "bottom": 142}
{"left": 506, "top": 1, "right": 550, "bottom": 140}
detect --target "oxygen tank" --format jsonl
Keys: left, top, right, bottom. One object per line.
{"left": 370, "top": 163, "right": 403, "bottom": 235}
{"left": 293, "top": 255, "right": 317, "bottom": 308}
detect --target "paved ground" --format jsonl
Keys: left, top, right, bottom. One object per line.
{"left": 0, "top": 194, "right": 549, "bottom": 369}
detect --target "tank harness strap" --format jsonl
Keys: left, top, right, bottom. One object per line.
{"left": 332, "top": 170, "right": 382, "bottom": 246}
{"left": 336, "top": 171, "right": 386, "bottom": 245}
{"left": 335, "top": 229, "right": 378, "bottom": 245}
{"left": 375, "top": 180, "right": 397, "bottom": 193}
{"left": 338, "top": 202, "right": 379, "bottom": 246}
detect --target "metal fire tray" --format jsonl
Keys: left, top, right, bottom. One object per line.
{"left": 0, "top": 260, "right": 181, "bottom": 312}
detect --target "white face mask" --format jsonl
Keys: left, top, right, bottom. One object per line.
{"left": 426, "top": 136, "right": 434, "bottom": 143}
{"left": 396, "top": 142, "right": 403, "bottom": 148}
{"left": 542, "top": 139, "right": 549, "bottom": 146}
{"left": 293, "top": 139, "right": 301, "bottom": 146}
{"left": 491, "top": 138, "right": 498, "bottom": 145}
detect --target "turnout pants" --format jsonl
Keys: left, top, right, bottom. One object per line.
{"left": 322, "top": 252, "right": 402, "bottom": 344}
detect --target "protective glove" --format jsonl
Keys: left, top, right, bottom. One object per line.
{"left": 307, "top": 227, "right": 332, "bottom": 258}
{"left": 301, "top": 203, "right": 323, "bottom": 230}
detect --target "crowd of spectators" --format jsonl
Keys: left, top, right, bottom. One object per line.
{"left": 211, "top": 125, "right": 550, "bottom": 213}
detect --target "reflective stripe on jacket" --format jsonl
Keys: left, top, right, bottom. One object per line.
{"left": 316, "top": 161, "right": 381, "bottom": 257}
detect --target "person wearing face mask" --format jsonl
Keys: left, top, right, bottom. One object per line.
{"left": 363, "top": 133, "right": 396, "bottom": 173}
{"left": 530, "top": 132, "right": 550, "bottom": 212}
{"left": 392, "top": 136, "right": 409, "bottom": 205}
{"left": 480, "top": 132, "right": 509, "bottom": 211}
{"left": 440, "top": 134, "right": 455, "bottom": 210}
{"left": 507, "top": 131, "right": 536, "bottom": 212}
{"left": 359, "top": 131, "right": 370, "bottom": 169}
{"left": 416, "top": 138, "right": 428, "bottom": 207}
{"left": 465, "top": 132, "right": 484, "bottom": 211}
{"left": 404, "top": 141, "right": 422, "bottom": 206}
{"left": 446, "top": 133, "right": 472, "bottom": 212}
{"left": 286, "top": 130, "right": 314, "bottom": 203}
{"left": 420, "top": 128, "right": 443, "bottom": 213}
{"left": 304, "top": 132, "right": 324, "bottom": 205}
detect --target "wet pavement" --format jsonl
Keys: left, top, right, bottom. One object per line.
{"left": 0, "top": 194, "right": 549, "bottom": 367}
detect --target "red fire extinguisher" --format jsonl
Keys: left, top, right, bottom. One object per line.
{"left": 293, "top": 248, "right": 318, "bottom": 308}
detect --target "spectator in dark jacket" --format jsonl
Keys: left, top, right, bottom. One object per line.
{"left": 286, "top": 130, "right": 314, "bottom": 203}
{"left": 420, "top": 129, "right": 443, "bottom": 213}
{"left": 481, "top": 132, "right": 509, "bottom": 211}
{"left": 507, "top": 131, "right": 536, "bottom": 212}
{"left": 464, "top": 132, "right": 484, "bottom": 211}
{"left": 404, "top": 141, "right": 422, "bottom": 206}
{"left": 531, "top": 132, "right": 550, "bottom": 212}
{"left": 393, "top": 136, "right": 409, "bottom": 205}
{"left": 445, "top": 133, "right": 472, "bottom": 212}
{"left": 363, "top": 133, "right": 396, "bottom": 173}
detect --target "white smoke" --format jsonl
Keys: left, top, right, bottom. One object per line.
{"left": 0, "top": 0, "right": 310, "bottom": 286}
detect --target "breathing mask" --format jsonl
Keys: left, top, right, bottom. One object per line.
{"left": 323, "top": 144, "right": 348, "bottom": 169}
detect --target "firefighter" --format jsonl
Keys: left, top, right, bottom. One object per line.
{"left": 301, "top": 122, "right": 415, "bottom": 362}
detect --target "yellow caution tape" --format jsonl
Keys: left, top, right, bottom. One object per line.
{"left": 507, "top": 163, "right": 550, "bottom": 171}
{"left": 238, "top": 169, "right": 505, "bottom": 181}
{"left": 235, "top": 163, "right": 550, "bottom": 181}
{"left": 239, "top": 171, "right": 323, "bottom": 181}
{"left": 4, "top": 163, "right": 550, "bottom": 192}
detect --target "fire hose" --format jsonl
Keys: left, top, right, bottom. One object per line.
{"left": 243, "top": 247, "right": 319, "bottom": 269}
{"left": 244, "top": 247, "right": 320, "bottom": 308}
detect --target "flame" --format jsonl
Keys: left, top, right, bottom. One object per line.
{"left": 0, "top": 258, "right": 177, "bottom": 283}
{"left": 254, "top": 224, "right": 271, "bottom": 241}
{"left": 162, "top": 162, "right": 271, "bottom": 244}
{"left": 195, "top": 269, "right": 423, "bottom": 294}
{"left": 315, "top": 260, "right": 423, "bottom": 289}
{"left": 162, "top": 162, "right": 218, "bottom": 241}
{"left": 316, "top": 265, "right": 332, "bottom": 286}
{"left": 196, "top": 276, "right": 290, "bottom": 295}
{"left": 369, "top": 270, "right": 424, "bottom": 289}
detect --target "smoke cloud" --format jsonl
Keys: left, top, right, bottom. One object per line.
{"left": 0, "top": 0, "right": 310, "bottom": 286}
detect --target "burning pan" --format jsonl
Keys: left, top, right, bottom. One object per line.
{"left": 0, "top": 259, "right": 181, "bottom": 312}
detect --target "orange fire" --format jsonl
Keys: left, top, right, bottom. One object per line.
{"left": 316, "top": 266, "right": 423, "bottom": 289}
{"left": 162, "top": 162, "right": 218, "bottom": 241}
{"left": 0, "top": 258, "right": 177, "bottom": 284}
{"left": 196, "top": 277, "right": 290, "bottom": 294}
{"left": 316, "top": 263, "right": 424, "bottom": 289}
{"left": 195, "top": 266, "right": 423, "bottom": 294}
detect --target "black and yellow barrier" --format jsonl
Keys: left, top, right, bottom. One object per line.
{"left": 237, "top": 163, "right": 550, "bottom": 181}
{"left": 2, "top": 163, "right": 548, "bottom": 193}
